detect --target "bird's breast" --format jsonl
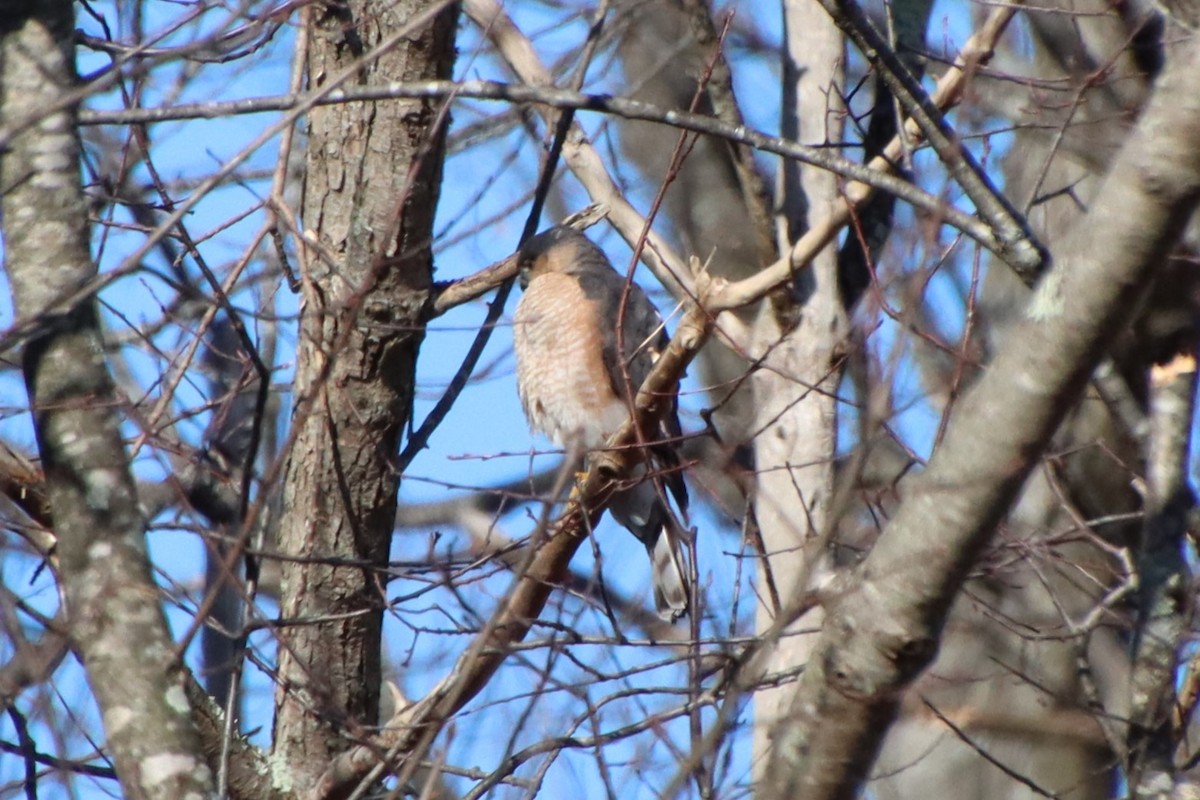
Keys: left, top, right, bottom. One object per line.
{"left": 514, "top": 274, "right": 627, "bottom": 449}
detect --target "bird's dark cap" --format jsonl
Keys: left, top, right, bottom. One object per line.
{"left": 517, "top": 225, "right": 588, "bottom": 262}
{"left": 516, "top": 226, "right": 609, "bottom": 288}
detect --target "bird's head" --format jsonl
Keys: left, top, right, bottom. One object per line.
{"left": 516, "top": 226, "right": 610, "bottom": 289}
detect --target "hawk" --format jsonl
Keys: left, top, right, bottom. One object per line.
{"left": 513, "top": 226, "right": 691, "bottom": 621}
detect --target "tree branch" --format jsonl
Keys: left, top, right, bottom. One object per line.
{"left": 763, "top": 28, "right": 1200, "bottom": 800}
{"left": 309, "top": 11, "right": 1030, "bottom": 792}
{"left": 1128, "top": 351, "right": 1197, "bottom": 794}
{"left": 1, "top": 3, "right": 216, "bottom": 797}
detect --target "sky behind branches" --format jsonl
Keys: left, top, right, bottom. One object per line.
{"left": 0, "top": 1, "right": 999, "bottom": 797}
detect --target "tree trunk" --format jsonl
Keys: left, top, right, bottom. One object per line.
{"left": 754, "top": 0, "right": 847, "bottom": 790}
{"left": 1, "top": 3, "right": 213, "bottom": 798}
{"left": 269, "top": 2, "right": 457, "bottom": 789}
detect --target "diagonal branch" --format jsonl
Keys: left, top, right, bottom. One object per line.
{"left": 310, "top": 11, "right": 1029, "bottom": 795}
{"left": 763, "top": 28, "right": 1200, "bottom": 800}
{"left": 818, "top": 0, "right": 1048, "bottom": 281}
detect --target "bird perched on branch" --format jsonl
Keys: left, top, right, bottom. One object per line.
{"left": 512, "top": 226, "right": 691, "bottom": 621}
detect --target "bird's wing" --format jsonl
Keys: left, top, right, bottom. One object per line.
{"left": 579, "top": 270, "right": 688, "bottom": 515}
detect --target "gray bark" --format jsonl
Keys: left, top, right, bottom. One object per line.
{"left": 764, "top": 25, "right": 1200, "bottom": 799}
{"left": 753, "top": 0, "right": 847, "bottom": 788}
{"left": 0, "top": 2, "right": 215, "bottom": 798}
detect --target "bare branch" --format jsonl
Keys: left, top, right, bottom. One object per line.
{"left": 763, "top": 29, "right": 1200, "bottom": 799}
{"left": 1, "top": 3, "right": 215, "bottom": 797}
{"left": 429, "top": 203, "right": 609, "bottom": 315}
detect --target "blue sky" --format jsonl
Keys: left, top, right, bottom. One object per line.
{"left": 0, "top": 1, "right": 1004, "bottom": 797}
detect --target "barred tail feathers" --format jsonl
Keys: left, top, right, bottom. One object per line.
{"left": 609, "top": 477, "right": 691, "bottom": 622}
{"left": 648, "top": 520, "right": 690, "bottom": 622}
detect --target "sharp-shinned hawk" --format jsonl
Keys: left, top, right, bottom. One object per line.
{"left": 513, "top": 226, "right": 691, "bottom": 621}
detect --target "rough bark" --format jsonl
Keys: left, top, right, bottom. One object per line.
{"left": 269, "top": 0, "right": 456, "bottom": 791}
{"left": 765, "top": 25, "right": 1200, "bottom": 799}
{"left": 0, "top": 3, "right": 214, "bottom": 799}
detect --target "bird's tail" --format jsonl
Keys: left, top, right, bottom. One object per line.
{"left": 647, "top": 520, "right": 690, "bottom": 622}
{"left": 609, "top": 475, "right": 692, "bottom": 622}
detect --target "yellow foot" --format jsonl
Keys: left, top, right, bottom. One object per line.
{"left": 567, "top": 472, "right": 589, "bottom": 501}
